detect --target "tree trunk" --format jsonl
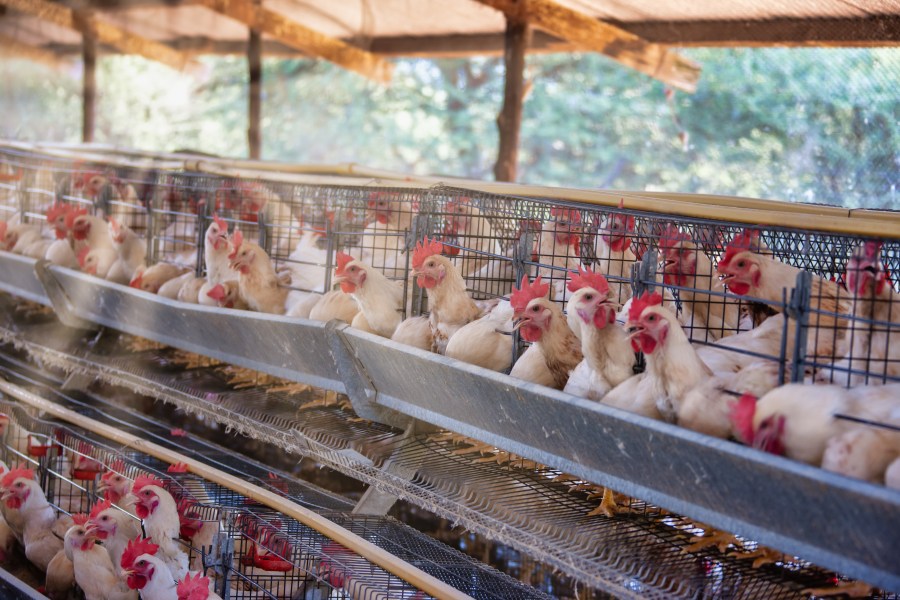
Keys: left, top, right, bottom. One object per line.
{"left": 493, "top": 13, "right": 530, "bottom": 182}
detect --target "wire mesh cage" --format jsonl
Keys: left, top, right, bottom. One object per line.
{"left": 3, "top": 142, "right": 900, "bottom": 390}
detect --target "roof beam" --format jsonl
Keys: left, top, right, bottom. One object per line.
{"left": 0, "top": 33, "right": 66, "bottom": 66}
{"left": 0, "top": 0, "right": 195, "bottom": 70}
{"left": 473, "top": 0, "right": 700, "bottom": 92}
{"left": 194, "top": 0, "right": 393, "bottom": 84}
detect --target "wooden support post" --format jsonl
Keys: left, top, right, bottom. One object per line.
{"left": 78, "top": 12, "right": 97, "bottom": 143}
{"left": 247, "top": 27, "right": 262, "bottom": 160}
{"left": 494, "top": 14, "right": 530, "bottom": 182}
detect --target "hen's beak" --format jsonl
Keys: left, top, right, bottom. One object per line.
{"left": 624, "top": 324, "right": 644, "bottom": 340}
{"left": 511, "top": 316, "right": 528, "bottom": 331}
{"left": 1, "top": 490, "right": 12, "bottom": 501}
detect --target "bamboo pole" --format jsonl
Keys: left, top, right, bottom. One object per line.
{"left": 0, "top": 377, "right": 473, "bottom": 600}
{"left": 0, "top": 34, "right": 65, "bottom": 67}
{"left": 247, "top": 21, "right": 262, "bottom": 160}
{"left": 494, "top": 14, "right": 531, "bottom": 182}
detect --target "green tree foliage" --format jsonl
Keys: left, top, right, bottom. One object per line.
{"left": 1, "top": 48, "right": 897, "bottom": 208}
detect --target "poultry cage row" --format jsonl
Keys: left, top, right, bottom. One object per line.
{"left": 0, "top": 304, "right": 892, "bottom": 600}
{"left": 0, "top": 143, "right": 897, "bottom": 386}
{"left": 0, "top": 143, "right": 899, "bottom": 595}
{"left": 0, "top": 392, "right": 548, "bottom": 600}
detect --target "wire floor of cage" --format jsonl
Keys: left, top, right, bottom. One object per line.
{"left": 0, "top": 294, "right": 892, "bottom": 600}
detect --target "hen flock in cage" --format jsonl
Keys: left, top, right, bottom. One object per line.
{"left": 0, "top": 402, "right": 434, "bottom": 600}
{"left": 1, "top": 160, "right": 899, "bottom": 497}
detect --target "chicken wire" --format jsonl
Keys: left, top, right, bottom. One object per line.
{"left": 0, "top": 304, "right": 883, "bottom": 600}
{"left": 5, "top": 143, "right": 896, "bottom": 387}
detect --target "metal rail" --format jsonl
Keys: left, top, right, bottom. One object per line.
{"left": 2, "top": 139, "right": 897, "bottom": 236}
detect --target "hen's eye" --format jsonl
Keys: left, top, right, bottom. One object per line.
{"left": 737, "top": 260, "right": 745, "bottom": 268}
{"left": 585, "top": 294, "right": 594, "bottom": 301}
{"left": 531, "top": 305, "right": 540, "bottom": 312}
{"left": 648, "top": 315, "right": 656, "bottom": 321}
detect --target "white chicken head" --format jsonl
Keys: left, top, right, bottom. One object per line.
{"left": 548, "top": 206, "right": 581, "bottom": 249}
{"left": 206, "top": 214, "right": 230, "bottom": 252}
{"left": 846, "top": 240, "right": 888, "bottom": 298}
{"left": 599, "top": 201, "right": 635, "bottom": 253}
{"left": 129, "top": 475, "right": 167, "bottom": 519}
{"left": 121, "top": 537, "right": 161, "bottom": 591}
{"left": 625, "top": 291, "right": 669, "bottom": 354}
{"left": 411, "top": 237, "right": 450, "bottom": 289}
{"left": 716, "top": 230, "right": 764, "bottom": 296}
{"left": 98, "top": 465, "right": 132, "bottom": 504}
{"left": 65, "top": 207, "right": 93, "bottom": 241}
{"left": 64, "top": 515, "right": 97, "bottom": 560}
{"left": 46, "top": 203, "right": 72, "bottom": 239}
{"left": 730, "top": 393, "right": 786, "bottom": 455}
{"left": 0, "top": 467, "right": 36, "bottom": 509}
{"left": 566, "top": 267, "right": 615, "bottom": 330}
{"left": 367, "top": 191, "right": 398, "bottom": 225}
{"left": 333, "top": 251, "right": 366, "bottom": 293}
{"left": 227, "top": 229, "right": 257, "bottom": 274}
{"left": 87, "top": 499, "right": 122, "bottom": 540}
{"left": 658, "top": 225, "right": 697, "bottom": 287}
{"left": 108, "top": 217, "right": 126, "bottom": 245}
{"left": 511, "top": 275, "right": 553, "bottom": 343}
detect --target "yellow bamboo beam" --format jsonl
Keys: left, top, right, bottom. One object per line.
{"left": 195, "top": 0, "right": 393, "bottom": 84}
{"left": 473, "top": 0, "right": 700, "bottom": 93}
{"left": 0, "top": 0, "right": 195, "bottom": 70}
{"left": 0, "top": 377, "right": 472, "bottom": 600}
{"left": 0, "top": 34, "right": 65, "bottom": 67}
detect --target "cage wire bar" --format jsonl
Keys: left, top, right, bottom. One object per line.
{"left": 1, "top": 144, "right": 900, "bottom": 593}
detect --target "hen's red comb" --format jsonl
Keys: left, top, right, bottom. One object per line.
{"left": 77, "top": 246, "right": 91, "bottom": 267}
{"left": 121, "top": 537, "right": 159, "bottom": 570}
{"left": 627, "top": 291, "right": 663, "bottom": 322}
{"left": 411, "top": 237, "right": 444, "bottom": 269}
{"left": 334, "top": 252, "right": 356, "bottom": 277}
{"left": 658, "top": 225, "right": 690, "bottom": 252}
{"left": 550, "top": 206, "right": 581, "bottom": 224}
{"left": 510, "top": 275, "right": 550, "bottom": 314}
{"left": 71, "top": 513, "right": 89, "bottom": 526}
{"left": 1, "top": 467, "right": 33, "bottom": 489}
{"left": 719, "top": 229, "right": 760, "bottom": 269}
{"left": 566, "top": 266, "right": 610, "bottom": 295}
{"left": 205, "top": 284, "right": 226, "bottom": 302}
{"left": 45, "top": 203, "right": 70, "bottom": 224}
{"left": 228, "top": 229, "right": 244, "bottom": 260}
{"left": 730, "top": 393, "right": 758, "bottom": 444}
{"left": 177, "top": 572, "right": 211, "bottom": 600}
{"left": 89, "top": 499, "right": 112, "bottom": 520}
{"left": 132, "top": 475, "right": 164, "bottom": 494}
{"left": 167, "top": 463, "right": 189, "bottom": 473}
{"left": 64, "top": 207, "right": 89, "bottom": 231}
{"left": 212, "top": 214, "right": 227, "bottom": 232}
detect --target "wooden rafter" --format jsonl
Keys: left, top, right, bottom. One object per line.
{"left": 0, "top": 33, "right": 65, "bottom": 66}
{"left": 0, "top": 0, "right": 195, "bottom": 70}
{"left": 195, "top": 0, "right": 393, "bottom": 84}
{"left": 474, "top": 0, "right": 700, "bottom": 93}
